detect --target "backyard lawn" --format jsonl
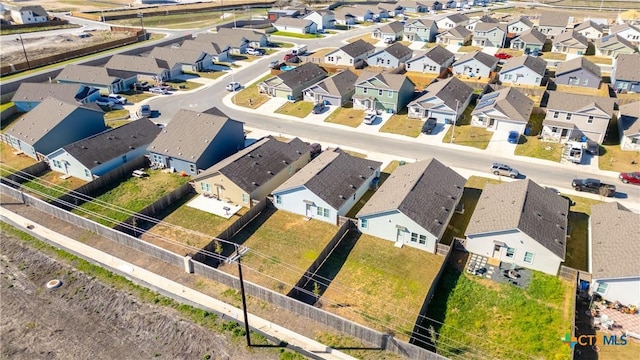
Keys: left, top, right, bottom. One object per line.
{"left": 320, "top": 233, "right": 444, "bottom": 340}
{"left": 405, "top": 72, "right": 438, "bottom": 90}
{"left": 103, "top": 109, "right": 130, "bottom": 121}
{"left": 423, "top": 266, "right": 573, "bottom": 360}
{"left": 380, "top": 112, "right": 423, "bottom": 138}
{"left": 562, "top": 195, "right": 602, "bottom": 271}
{"left": 515, "top": 136, "right": 563, "bottom": 162}
{"left": 275, "top": 101, "right": 314, "bottom": 118}
{"left": 224, "top": 209, "right": 338, "bottom": 294}
{"left": 442, "top": 105, "right": 492, "bottom": 149}
{"left": 541, "top": 52, "right": 567, "bottom": 61}
{"left": 73, "top": 170, "right": 190, "bottom": 226}
{"left": 324, "top": 105, "right": 365, "bottom": 128}
{"left": 554, "top": 83, "right": 610, "bottom": 98}
{"left": 232, "top": 73, "right": 271, "bottom": 109}
{"left": 0, "top": 143, "right": 37, "bottom": 177}
{"left": 583, "top": 55, "right": 613, "bottom": 65}
{"left": 20, "top": 170, "right": 86, "bottom": 201}
{"left": 457, "top": 45, "right": 482, "bottom": 53}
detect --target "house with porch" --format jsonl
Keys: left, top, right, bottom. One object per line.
{"left": 192, "top": 136, "right": 310, "bottom": 208}
{"left": 611, "top": 53, "right": 640, "bottom": 93}
{"left": 551, "top": 30, "right": 589, "bottom": 55}
{"left": 303, "top": 69, "right": 358, "bottom": 106}
{"left": 366, "top": 43, "right": 413, "bottom": 69}
{"left": 272, "top": 148, "right": 381, "bottom": 225}
{"left": 332, "top": 7, "right": 356, "bottom": 26}
{"left": 464, "top": 179, "right": 569, "bottom": 276}
{"left": 4, "top": 4, "right": 48, "bottom": 24}
{"left": 471, "top": 86, "right": 534, "bottom": 134}
{"left": 510, "top": 29, "right": 547, "bottom": 54}
{"left": 609, "top": 23, "right": 640, "bottom": 46}
{"left": 344, "top": 6, "right": 375, "bottom": 22}
{"left": 595, "top": 34, "right": 637, "bottom": 58}
{"left": 436, "top": 25, "right": 472, "bottom": 46}
{"left": 324, "top": 39, "right": 376, "bottom": 67}
{"left": 397, "top": 0, "right": 429, "bottom": 13}
{"left": 574, "top": 20, "right": 605, "bottom": 41}
{"left": 4, "top": 97, "right": 106, "bottom": 161}
{"left": 147, "top": 108, "right": 244, "bottom": 175}
{"left": 507, "top": 17, "right": 534, "bottom": 36}
{"left": 377, "top": 2, "right": 404, "bottom": 17}
{"left": 46, "top": 118, "right": 160, "bottom": 181}
{"left": 405, "top": 45, "right": 455, "bottom": 75}
{"left": 356, "top": 158, "right": 465, "bottom": 253}
{"left": 465, "top": 15, "right": 499, "bottom": 32}
{"left": 180, "top": 39, "right": 230, "bottom": 63}
{"left": 436, "top": 13, "right": 469, "bottom": 30}
{"left": 403, "top": 19, "right": 438, "bottom": 43}
{"left": 541, "top": 92, "right": 615, "bottom": 144}
{"left": 537, "top": 12, "right": 570, "bottom": 36}
{"left": 589, "top": 202, "right": 640, "bottom": 307}
{"left": 554, "top": 56, "right": 601, "bottom": 89}
{"left": 352, "top": 71, "right": 415, "bottom": 113}
{"left": 452, "top": 50, "right": 498, "bottom": 78}
{"left": 56, "top": 64, "right": 132, "bottom": 95}
{"left": 193, "top": 32, "right": 249, "bottom": 54}
{"left": 149, "top": 46, "right": 212, "bottom": 73}
{"left": 11, "top": 83, "right": 101, "bottom": 112}
{"left": 303, "top": 10, "right": 335, "bottom": 31}
{"left": 274, "top": 17, "right": 317, "bottom": 34}
{"left": 472, "top": 22, "right": 507, "bottom": 48}
{"left": 105, "top": 54, "right": 174, "bottom": 83}
{"left": 618, "top": 101, "right": 640, "bottom": 151}
{"left": 217, "top": 28, "right": 268, "bottom": 48}
{"left": 498, "top": 55, "right": 547, "bottom": 86}
{"left": 407, "top": 77, "right": 473, "bottom": 123}
{"left": 259, "top": 63, "right": 327, "bottom": 100}
{"left": 372, "top": 21, "right": 405, "bottom": 42}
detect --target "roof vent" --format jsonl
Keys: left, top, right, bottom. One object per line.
{"left": 129, "top": 146, "right": 135, "bottom": 150}
{"left": 350, "top": 184, "right": 355, "bottom": 188}
{"left": 81, "top": 146, "right": 87, "bottom": 149}
{"left": 267, "top": 170, "right": 273, "bottom": 175}
{"left": 442, "top": 207, "right": 449, "bottom": 212}
{"left": 131, "top": 135, "right": 136, "bottom": 138}
{"left": 252, "top": 181, "right": 258, "bottom": 186}
{"left": 339, "top": 195, "right": 345, "bottom": 199}
{"left": 94, "top": 160, "right": 101, "bottom": 164}
{"left": 359, "top": 175, "right": 365, "bottom": 179}
{"left": 434, "top": 219, "right": 443, "bottom": 225}
{"left": 282, "top": 160, "right": 288, "bottom": 164}
{"left": 248, "top": 154, "right": 254, "bottom": 158}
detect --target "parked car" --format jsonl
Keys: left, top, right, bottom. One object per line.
{"left": 226, "top": 81, "right": 241, "bottom": 92}
{"left": 494, "top": 52, "right": 512, "bottom": 60}
{"left": 384, "top": 37, "right": 396, "bottom": 44}
{"left": 507, "top": 131, "right": 519, "bottom": 144}
{"left": 310, "top": 143, "right": 322, "bottom": 158}
{"left": 246, "top": 48, "right": 264, "bottom": 56}
{"left": 149, "top": 87, "right": 168, "bottom": 94}
{"left": 619, "top": 172, "right": 640, "bottom": 185}
{"left": 269, "top": 60, "right": 281, "bottom": 69}
{"left": 95, "top": 97, "right": 115, "bottom": 107}
{"left": 421, "top": 118, "right": 437, "bottom": 134}
{"left": 137, "top": 104, "right": 151, "bottom": 118}
{"left": 363, "top": 112, "right": 376, "bottom": 125}
{"left": 571, "top": 178, "right": 616, "bottom": 197}
{"left": 283, "top": 53, "right": 299, "bottom": 63}
{"left": 131, "top": 82, "right": 150, "bottom": 91}
{"left": 107, "top": 94, "right": 127, "bottom": 105}
{"left": 491, "top": 163, "right": 519, "bottom": 178}
{"left": 312, "top": 103, "right": 326, "bottom": 114}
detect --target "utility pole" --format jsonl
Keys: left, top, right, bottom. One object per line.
{"left": 17, "top": 34, "right": 30, "bottom": 70}
{"left": 138, "top": 12, "right": 145, "bottom": 39}
{"left": 450, "top": 99, "right": 459, "bottom": 144}
{"left": 231, "top": 245, "right": 251, "bottom": 346}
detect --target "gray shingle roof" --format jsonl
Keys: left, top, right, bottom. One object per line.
{"left": 180, "top": 39, "right": 226, "bottom": 55}
{"left": 410, "top": 77, "right": 474, "bottom": 110}
{"left": 514, "top": 28, "right": 547, "bottom": 45}
{"left": 465, "top": 179, "right": 569, "bottom": 259}
{"left": 356, "top": 71, "right": 412, "bottom": 91}
{"left": 11, "top": 83, "right": 97, "bottom": 105}
{"left": 274, "top": 148, "right": 381, "bottom": 210}
{"left": 500, "top": 55, "right": 547, "bottom": 76}
{"left": 539, "top": 11, "right": 570, "bottom": 27}
{"left": 194, "top": 136, "right": 309, "bottom": 193}
{"left": 377, "top": 20, "right": 405, "bottom": 34}
{"left": 474, "top": 22, "right": 507, "bottom": 32}
{"left": 472, "top": 87, "right": 534, "bottom": 123}
{"left": 56, "top": 64, "right": 123, "bottom": 85}
{"left": 595, "top": 33, "right": 636, "bottom": 50}
{"left": 609, "top": 23, "right": 640, "bottom": 35}
{"left": 274, "top": 16, "right": 313, "bottom": 28}
{"left": 590, "top": 202, "right": 640, "bottom": 279}
{"left": 58, "top": 118, "right": 161, "bottom": 168}
{"left": 453, "top": 50, "right": 499, "bottom": 69}
{"left": 374, "top": 42, "right": 412, "bottom": 61}
{"left": 575, "top": 20, "right": 605, "bottom": 33}
{"left": 147, "top": 109, "right": 241, "bottom": 162}
{"left": 509, "top": 16, "right": 534, "bottom": 28}
{"left": 422, "top": 45, "right": 455, "bottom": 65}
{"left": 619, "top": 101, "right": 640, "bottom": 135}
{"left": 438, "top": 25, "right": 471, "bottom": 39}
{"left": 194, "top": 32, "right": 248, "bottom": 48}
{"left": 7, "top": 97, "right": 103, "bottom": 145}
{"left": 553, "top": 30, "right": 588, "bottom": 48}
{"left": 105, "top": 54, "right": 168, "bottom": 74}
{"left": 443, "top": 13, "right": 469, "bottom": 24}
{"left": 217, "top": 27, "right": 265, "bottom": 42}
{"left": 338, "top": 39, "right": 375, "bottom": 58}
{"left": 545, "top": 92, "right": 615, "bottom": 117}
{"left": 277, "top": 62, "right": 326, "bottom": 89}
{"left": 614, "top": 53, "right": 640, "bottom": 81}
{"left": 357, "top": 158, "right": 465, "bottom": 238}
{"left": 149, "top": 47, "right": 205, "bottom": 65}
{"left": 555, "top": 56, "right": 601, "bottom": 78}
{"left": 305, "top": 69, "right": 358, "bottom": 97}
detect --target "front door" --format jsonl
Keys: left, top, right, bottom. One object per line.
{"left": 492, "top": 244, "right": 501, "bottom": 258}
{"left": 396, "top": 229, "right": 406, "bottom": 244}
{"left": 306, "top": 204, "right": 312, "bottom": 217}
{"left": 561, "top": 128, "right": 569, "bottom": 137}
{"left": 488, "top": 118, "right": 495, "bottom": 128}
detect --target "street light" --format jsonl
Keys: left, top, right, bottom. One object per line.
{"left": 138, "top": 12, "right": 146, "bottom": 39}
{"left": 16, "top": 34, "right": 30, "bottom": 70}
{"left": 228, "top": 245, "right": 251, "bottom": 346}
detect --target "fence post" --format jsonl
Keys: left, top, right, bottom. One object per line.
{"left": 184, "top": 255, "right": 194, "bottom": 273}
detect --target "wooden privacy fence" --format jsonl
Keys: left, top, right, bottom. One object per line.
{"left": 0, "top": 161, "right": 49, "bottom": 186}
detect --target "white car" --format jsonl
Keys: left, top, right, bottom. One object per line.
{"left": 226, "top": 81, "right": 241, "bottom": 91}
{"left": 95, "top": 97, "right": 115, "bottom": 107}
{"left": 363, "top": 112, "right": 377, "bottom": 125}
{"left": 149, "top": 87, "right": 168, "bottom": 94}
{"left": 107, "top": 94, "right": 127, "bottom": 105}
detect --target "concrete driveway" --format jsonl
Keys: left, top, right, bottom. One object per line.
{"left": 485, "top": 130, "right": 517, "bottom": 154}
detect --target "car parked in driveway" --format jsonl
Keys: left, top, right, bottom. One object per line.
{"left": 246, "top": 48, "right": 264, "bottom": 56}
{"left": 149, "top": 87, "right": 168, "bottom": 94}
{"left": 421, "top": 118, "right": 437, "bottom": 134}
{"left": 507, "top": 131, "right": 519, "bottom": 144}
{"left": 312, "top": 103, "right": 326, "bottom": 114}
{"left": 494, "top": 52, "right": 512, "bottom": 61}
{"left": 619, "top": 172, "right": 640, "bottom": 185}
{"left": 491, "top": 163, "right": 519, "bottom": 178}
{"left": 137, "top": 104, "right": 151, "bottom": 118}
{"left": 107, "top": 94, "right": 127, "bottom": 105}
{"left": 226, "top": 81, "right": 241, "bottom": 91}
{"left": 363, "top": 112, "right": 376, "bottom": 125}
{"left": 95, "top": 97, "right": 115, "bottom": 107}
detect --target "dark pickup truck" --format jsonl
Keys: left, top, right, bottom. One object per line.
{"left": 571, "top": 178, "right": 616, "bottom": 197}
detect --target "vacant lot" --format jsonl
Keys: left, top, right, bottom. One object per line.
{"left": 232, "top": 74, "right": 271, "bottom": 109}
{"left": 380, "top": 111, "right": 423, "bottom": 138}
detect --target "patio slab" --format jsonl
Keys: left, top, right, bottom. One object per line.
{"left": 466, "top": 253, "right": 532, "bottom": 289}
{"left": 186, "top": 194, "right": 242, "bottom": 219}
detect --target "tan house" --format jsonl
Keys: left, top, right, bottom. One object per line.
{"left": 191, "top": 136, "right": 310, "bottom": 207}
{"left": 552, "top": 31, "right": 589, "bottom": 55}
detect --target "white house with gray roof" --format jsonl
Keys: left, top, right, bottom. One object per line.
{"left": 471, "top": 86, "right": 534, "bottom": 134}
{"left": 552, "top": 30, "right": 588, "bottom": 55}
{"left": 408, "top": 77, "right": 473, "bottom": 123}
{"left": 435, "top": 13, "right": 469, "bottom": 30}
{"left": 618, "top": 101, "right": 640, "bottom": 151}
{"left": 499, "top": 55, "right": 547, "bottom": 86}
{"left": 510, "top": 28, "right": 547, "bottom": 54}
{"left": 472, "top": 22, "right": 507, "bottom": 48}
{"left": 542, "top": 92, "right": 615, "bottom": 143}
{"left": 56, "top": 64, "right": 132, "bottom": 95}
{"left": 452, "top": 50, "right": 498, "bottom": 78}
{"left": 612, "top": 53, "right": 640, "bottom": 93}
{"left": 436, "top": 25, "right": 472, "bottom": 46}
{"left": 372, "top": 21, "right": 405, "bottom": 42}
{"left": 4, "top": 4, "right": 48, "bottom": 24}
{"left": 464, "top": 179, "right": 569, "bottom": 276}
{"left": 180, "top": 39, "right": 230, "bottom": 62}
{"left": 105, "top": 54, "right": 173, "bottom": 83}
{"left": 406, "top": 45, "right": 455, "bottom": 75}
{"left": 377, "top": 2, "right": 404, "bottom": 17}
{"left": 303, "top": 69, "right": 358, "bottom": 106}
{"left": 507, "top": 17, "right": 534, "bottom": 36}
{"left": 366, "top": 43, "right": 412, "bottom": 69}
{"left": 259, "top": 63, "right": 327, "bottom": 100}
{"left": 149, "top": 46, "right": 212, "bottom": 73}
{"left": 609, "top": 23, "right": 640, "bottom": 46}
{"left": 272, "top": 148, "right": 381, "bottom": 225}
{"left": 554, "top": 56, "right": 601, "bottom": 89}
{"left": 218, "top": 28, "right": 268, "bottom": 48}
{"left": 303, "top": 10, "right": 335, "bottom": 31}
{"left": 574, "top": 20, "right": 605, "bottom": 41}
{"left": 595, "top": 34, "right": 637, "bottom": 58}
{"left": 11, "top": 83, "right": 100, "bottom": 112}
{"left": 324, "top": 39, "right": 376, "bottom": 67}
{"left": 589, "top": 202, "right": 640, "bottom": 306}
{"left": 357, "top": 158, "right": 465, "bottom": 253}
{"left": 273, "top": 17, "right": 317, "bottom": 34}
{"left": 537, "top": 12, "right": 570, "bottom": 36}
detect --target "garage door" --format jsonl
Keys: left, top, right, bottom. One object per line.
{"left": 495, "top": 120, "right": 526, "bottom": 134}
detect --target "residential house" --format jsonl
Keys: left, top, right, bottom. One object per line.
{"left": 435, "top": 13, "right": 469, "bottom": 30}
{"left": 345, "top": 6, "right": 375, "bottom": 22}
{"left": 618, "top": 101, "right": 640, "bottom": 151}
{"left": 611, "top": 53, "right": 640, "bottom": 93}
{"left": 574, "top": 20, "right": 605, "bottom": 41}
{"left": 472, "top": 22, "right": 507, "bottom": 48}
{"left": 180, "top": 39, "right": 230, "bottom": 63}
{"left": 267, "top": 9, "right": 301, "bottom": 22}
{"left": 551, "top": 30, "right": 589, "bottom": 55}
{"left": 356, "top": 158, "right": 465, "bottom": 253}
{"left": 465, "top": 15, "right": 499, "bottom": 32}
{"left": 56, "top": 64, "right": 132, "bottom": 95}
{"left": 403, "top": 19, "right": 438, "bottom": 43}
{"left": 542, "top": 92, "right": 615, "bottom": 143}
{"left": 192, "top": 136, "right": 310, "bottom": 208}
{"left": 47, "top": 118, "right": 160, "bottom": 181}
{"left": 422, "top": 0, "right": 443, "bottom": 11}
{"left": 589, "top": 202, "right": 640, "bottom": 307}
{"left": 537, "top": 12, "right": 570, "bottom": 36}
{"left": 377, "top": 2, "right": 404, "bottom": 17}
{"left": 272, "top": 148, "right": 381, "bottom": 225}
{"left": 105, "top": 54, "right": 173, "bottom": 83}
{"left": 11, "top": 83, "right": 100, "bottom": 112}
{"left": 365, "top": 5, "right": 389, "bottom": 20}
{"left": 303, "top": 70, "right": 358, "bottom": 106}
{"left": 4, "top": 97, "right": 106, "bottom": 160}
{"left": 407, "top": 77, "right": 473, "bottom": 123}
{"left": 332, "top": 7, "right": 356, "bottom": 26}
{"left": 554, "top": 56, "right": 601, "bottom": 89}
{"left": 452, "top": 50, "right": 499, "bottom": 78}
{"left": 259, "top": 63, "right": 327, "bottom": 100}
{"left": 324, "top": 39, "right": 376, "bottom": 67}
{"left": 507, "top": 17, "right": 534, "bottom": 36}
{"left": 147, "top": 108, "right": 244, "bottom": 175}
{"left": 499, "top": 55, "right": 547, "bottom": 86}
{"left": 273, "top": 17, "right": 317, "bottom": 34}
{"left": 436, "top": 25, "right": 472, "bottom": 46}
{"left": 366, "top": 43, "right": 413, "bottom": 69}
{"left": 149, "top": 47, "right": 212, "bottom": 73}
{"left": 352, "top": 71, "right": 416, "bottom": 113}
{"left": 609, "top": 23, "right": 640, "bottom": 46}
{"left": 471, "top": 87, "right": 534, "bottom": 134}
{"left": 193, "top": 32, "right": 248, "bottom": 55}
{"left": 405, "top": 45, "right": 455, "bottom": 75}
{"left": 464, "top": 179, "right": 569, "bottom": 276}
{"left": 217, "top": 28, "right": 268, "bottom": 48}
{"left": 595, "top": 34, "right": 637, "bottom": 58}
{"left": 372, "top": 21, "right": 405, "bottom": 42}
{"left": 397, "top": 1, "right": 429, "bottom": 13}
{"left": 509, "top": 29, "right": 547, "bottom": 54}
{"left": 303, "top": 10, "right": 335, "bottom": 31}
{"left": 5, "top": 4, "right": 47, "bottom": 24}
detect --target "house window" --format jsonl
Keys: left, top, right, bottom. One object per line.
{"left": 363, "top": 88, "right": 368, "bottom": 94}
{"left": 596, "top": 282, "right": 608, "bottom": 295}
{"left": 52, "top": 159, "right": 61, "bottom": 168}
{"left": 349, "top": 59, "right": 353, "bottom": 64}
{"left": 378, "top": 89, "right": 383, "bottom": 96}
{"left": 566, "top": 113, "right": 572, "bottom": 121}
{"left": 387, "top": 59, "right": 390, "bottom": 65}
{"left": 361, "top": 219, "right": 368, "bottom": 228}
{"left": 523, "top": 252, "right": 534, "bottom": 263}
{"left": 200, "top": 183, "right": 211, "bottom": 192}
{"left": 535, "top": 77, "right": 540, "bottom": 83}
{"left": 328, "top": 56, "right": 334, "bottom": 62}
{"left": 582, "top": 79, "right": 588, "bottom": 85}
{"left": 419, "top": 235, "right": 426, "bottom": 245}
{"left": 275, "top": 195, "right": 282, "bottom": 204}
{"left": 506, "top": 247, "right": 515, "bottom": 258}
{"left": 388, "top": 90, "right": 393, "bottom": 98}
{"left": 411, "top": 232, "right": 418, "bottom": 242}
{"left": 587, "top": 116, "right": 594, "bottom": 124}
{"left": 323, "top": 208, "right": 329, "bottom": 217}
{"left": 407, "top": 63, "right": 411, "bottom": 69}
{"left": 242, "top": 193, "right": 249, "bottom": 203}
{"left": 84, "top": 169, "right": 91, "bottom": 178}
{"left": 553, "top": 111, "right": 559, "bottom": 119}
{"left": 189, "top": 164, "right": 196, "bottom": 173}
{"left": 317, "top": 206, "right": 323, "bottom": 216}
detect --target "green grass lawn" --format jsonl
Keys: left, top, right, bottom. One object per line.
{"left": 324, "top": 105, "right": 364, "bottom": 128}
{"left": 232, "top": 74, "right": 271, "bottom": 109}
{"left": 0, "top": 142, "right": 37, "bottom": 176}
{"left": 595, "top": 331, "right": 640, "bottom": 359}
{"left": 442, "top": 122, "right": 492, "bottom": 149}
{"left": 514, "top": 136, "right": 563, "bottom": 163}
{"left": 599, "top": 144, "right": 640, "bottom": 173}
{"left": 19, "top": 170, "right": 87, "bottom": 202}
{"left": 103, "top": 109, "right": 130, "bottom": 121}
{"left": 119, "top": 91, "right": 155, "bottom": 104}
{"left": 274, "top": 101, "right": 314, "bottom": 118}
{"left": 185, "top": 70, "right": 227, "bottom": 80}
{"left": 321, "top": 233, "right": 445, "bottom": 340}
{"left": 380, "top": 111, "right": 423, "bottom": 138}
{"left": 269, "top": 41, "right": 294, "bottom": 48}
{"left": 271, "top": 31, "right": 324, "bottom": 39}
{"left": 0, "top": 24, "right": 80, "bottom": 35}
{"left": 347, "top": 33, "right": 379, "bottom": 45}
{"left": 164, "top": 79, "right": 203, "bottom": 91}
{"left": 562, "top": 194, "right": 602, "bottom": 271}
{"left": 106, "top": 119, "right": 133, "bottom": 128}
{"left": 73, "top": 169, "right": 190, "bottom": 226}
{"left": 110, "top": 10, "right": 260, "bottom": 29}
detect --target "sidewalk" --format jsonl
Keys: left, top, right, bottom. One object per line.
{"left": 0, "top": 207, "right": 356, "bottom": 360}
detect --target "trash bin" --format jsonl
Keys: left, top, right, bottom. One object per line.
{"left": 399, "top": 160, "right": 406, "bottom": 166}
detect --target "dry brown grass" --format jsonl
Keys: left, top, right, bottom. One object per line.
{"left": 555, "top": 83, "right": 610, "bottom": 97}
{"left": 599, "top": 145, "right": 640, "bottom": 172}
{"left": 0, "top": 143, "right": 37, "bottom": 175}
{"left": 380, "top": 112, "right": 422, "bottom": 138}
{"left": 405, "top": 72, "right": 438, "bottom": 90}
{"left": 324, "top": 106, "right": 365, "bottom": 128}
{"left": 347, "top": 34, "right": 380, "bottom": 45}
